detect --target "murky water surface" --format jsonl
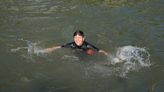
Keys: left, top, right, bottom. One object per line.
{"left": 0, "top": 0, "right": 163, "bottom": 92}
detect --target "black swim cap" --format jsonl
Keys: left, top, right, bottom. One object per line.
{"left": 73, "top": 30, "right": 84, "bottom": 37}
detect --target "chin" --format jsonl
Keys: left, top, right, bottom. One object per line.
{"left": 76, "top": 43, "right": 82, "bottom": 46}
{"left": 77, "top": 44, "right": 82, "bottom": 46}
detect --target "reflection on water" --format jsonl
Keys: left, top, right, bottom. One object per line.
{"left": 0, "top": 0, "right": 163, "bottom": 92}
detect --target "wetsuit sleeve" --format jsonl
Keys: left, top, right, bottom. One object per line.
{"left": 61, "top": 42, "right": 74, "bottom": 48}
{"left": 86, "top": 42, "right": 100, "bottom": 51}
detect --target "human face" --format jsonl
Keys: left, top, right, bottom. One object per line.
{"left": 74, "top": 35, "right": 85, "bottom": 46}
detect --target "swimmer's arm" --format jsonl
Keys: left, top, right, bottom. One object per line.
{"left": 42, "top": 46, "right": 61, "bottom": 53}
{"left": 42, "top": 42, "right": 73, "bottom": 53}
{"left": 99, "top": 49, "right": 108, "bottom": 56}
{"left": 86, "top": 42, "right": 109, "bottom": 55}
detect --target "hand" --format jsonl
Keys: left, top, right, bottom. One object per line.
{"left": 99, "top": 50, "right": 108, "bottom": 56}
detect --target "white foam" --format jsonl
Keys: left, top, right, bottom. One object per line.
{"left": 11, "top": 47, "right": 28, "bottom": 52}
{"left": 11, "top": 39, "right": 47, "bottom": 56}
{"left": 116, "top": 45, "right": 150, "bottom": 66}
{"left": 26, "top": 41, "right": 47, "bottom": 56}
{"left": 86, "top": 45, "right": 151, "bottom": 78}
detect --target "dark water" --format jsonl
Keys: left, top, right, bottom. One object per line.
{"left": 0, "top": 0, "right": 164, "bottom": 92}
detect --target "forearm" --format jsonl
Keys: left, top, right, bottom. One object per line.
{"left": 43, "top": 46, "right": 61, "bottom": 53}
{"left": 52, "top": 46, "right": 61, "bottom": 50}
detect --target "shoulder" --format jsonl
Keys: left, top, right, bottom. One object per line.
{"left": 61, "top": 42, "right": 75, "bottom": 47}
{"left": 84, "top": 41, "right": 100, "bottom": 51}
{"left": 84, "top": 41, "right": 94, "bottom": 46}
{"left": 84, "top": 41, "right": 90, "bottom": 45}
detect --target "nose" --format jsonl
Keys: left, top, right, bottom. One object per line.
{"left": 77, "top": 38, "right": 81, "bottom": 41}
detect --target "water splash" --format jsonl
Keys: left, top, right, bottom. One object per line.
{"left": 86, "top": 45, "right": 151, "bottom": 78}
{"left": 11, "top": 41, "right": 151, "bottom": 77}
{"left": 116, "top": 45, "right": 151, "bottom": 77}
{"left": 11, "top": 39, "right": 47, "bottom": 57}
{"left": 11, "top": 47, "right": 28, "bottom": 52}
{"left": 26, "top": 41, "right": 45, "bottom": 55}
{"left": 112, "top": 45, "right": 151, "bottom": 66}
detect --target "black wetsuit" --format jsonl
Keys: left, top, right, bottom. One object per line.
{"left": 61, "top": 41, "right": 99, "bottom": 52}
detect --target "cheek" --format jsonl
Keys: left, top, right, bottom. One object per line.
{"left": 79, "top": 38, "right": 83, "bottom": 41}
{"left": 75, "top": 39, "right": 79, "bottom": 42}
{"left": 79, "top": 39, "right": 84, "bottom": 43}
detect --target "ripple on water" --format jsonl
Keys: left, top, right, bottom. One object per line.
{"left": 11, "top": 39, "right": 151, "bottom": 78}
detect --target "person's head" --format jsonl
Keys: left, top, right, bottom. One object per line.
{"left": 73, "top": 30, "right": 85, "bottom": 46}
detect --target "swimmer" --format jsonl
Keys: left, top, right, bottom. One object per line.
{"left": 43, "top": 30, "right": 108, "bottom": 55}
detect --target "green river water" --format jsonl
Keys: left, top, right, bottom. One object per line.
{"left": 0, "top": 0, "right": 163, "bottom": 92}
